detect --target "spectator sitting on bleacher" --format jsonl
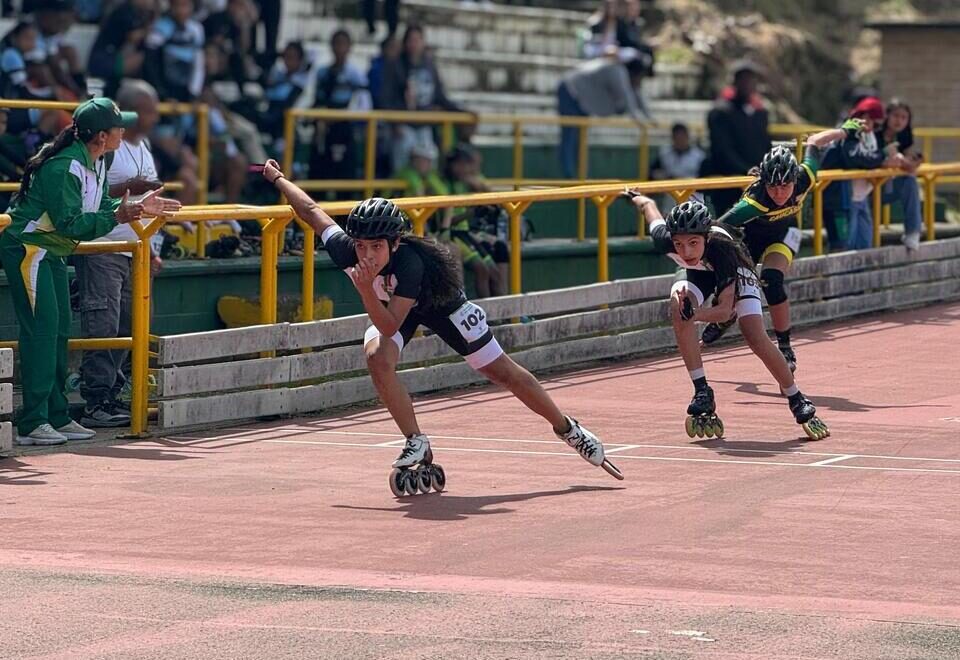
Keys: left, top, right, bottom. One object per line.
{"left": 382, "top": 24, "right": 465, "bottom": 172}
{"left": 582, "top": 0, "right": 651, "bottom": 62}
{"left": 310, "top": 29, "right": 368, "bottom": 192}
{"left": 368, "top": 34, "right": 400, "bottom": 109}
{"left": 557, "top": 51, "right": 652, "bottom": 179}
{"left": 444, "top": 144, "right": 506, "bottom": 297}
{"left": 203, "top": 0, "right": 261, "bottom": 88}
{"left": 33, "top": 0, "right": 85, "bottom": 99}
{"left": 650, "top": 122, "right": 705, "bottom": 212}
{"left": 87, "top": 0, "right": 158, "bottom": 98}
{"left": 143, "top": 0, "right": 205, "bottom": 103}
{"left": 257, "top": 41, "right": 310, "bottom": 144}
{"left": 0, "top": 20, "right": 45, "bottom": 134}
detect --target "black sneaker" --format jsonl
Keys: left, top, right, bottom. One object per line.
{"left": 111, "top": 397, "right": 132, "bottom": 415}
{"left": 81, "top": 402, "right": 131, "bottom": 428}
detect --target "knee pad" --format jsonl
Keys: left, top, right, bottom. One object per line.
{"left": 760, "top": 268, "right": 788, "bottom": 306}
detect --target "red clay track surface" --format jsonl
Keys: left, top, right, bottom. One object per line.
{"left": 2, "top": 304, "right": 960, "bottom": 659}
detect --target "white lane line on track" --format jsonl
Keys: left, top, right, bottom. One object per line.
{"left": 808, "top": 454, "right": 857, "bottom": 466}
{"left": 263, "top": 439, "right": 960, "bottom": 475}
{"left": 263, "top": 428, "right": 960, "bottom": 464}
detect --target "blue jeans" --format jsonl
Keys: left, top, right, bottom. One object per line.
{"left": 883, "top": 175, "right": 922, "bottom": 235}
{"left": 557, "top": 82, "right": 587, "bottom": 179}
{"left": 846, "top": 198, "right": 873, "bottom": 250}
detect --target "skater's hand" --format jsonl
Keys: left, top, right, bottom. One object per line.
{"left": 348, "top": 258, "right": 379, "bottom": 293}
{"left": 262, "top": 159, "right": 285, "bottom": 184}
{"left": 621, "top": 188, "right": 654, "bottom": 209}
{"left": 841, "top": 117, "right": 866, "bottom": 140}
{"left": 672, "top": 287, "right": 699, "bottom": 322}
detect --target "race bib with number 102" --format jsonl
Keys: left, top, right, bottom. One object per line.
{"left": 449, "top": 301, "right": 489, "bottom": 343}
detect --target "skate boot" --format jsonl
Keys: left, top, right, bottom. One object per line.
{"left": 701, "top": 314, "right": 738, "bottom": 346}
{"left": 779, "top": 345, "right": 797, "bottom": 373}
{"left": 685, "top": 385, "right": 724, "bottom": 439}
{"left": 389, "top": 434, "right": 446, "bottom": 497}
{"left": 555, "top": 416, "right": 624, "bottom": 480}
{"left": 788, "top": 392, "right": 830, "bottom": 440}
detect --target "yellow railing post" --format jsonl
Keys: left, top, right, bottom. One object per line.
{"left": 871, "top": 178, "right": 885, "bottom": 248}
{"left": 924, "top": 174, "right": 936, "bottom": 241}
{"left": 813, "top": 181, "right": 826, "bottom": 256}
{"left": 364, "top": 119, "right": 378, "bottom": 198}
{"left": 300, "top": 220, "right": 315, "bottom": 322}
{"left": 441, "top": 122, "right": 454, "bottom": 153}
{"left": 126, "top": 218, "right": 162, "bottom": 437}
{"left": 259, "top": 218, "right": 281, "bottom": 326}
{"left": 592, "top": 195, "right": 615, "bottom": 282}
{"left": 512, "top": 121, "right": 523, "bottom": 191}
{"left": 503, "top": 201, "right": 531, "bottom": 294}
{"left": 195, "top": 104, "right": 210, "bottom": 258}
{"left": 405, "top": 208, "right": 436, "bottom": 237}
{"left": 577, "top": 124, "right": 588, "bottom": 241}
{"left": 882, "top": 203, "right": 891, "bottom": 227}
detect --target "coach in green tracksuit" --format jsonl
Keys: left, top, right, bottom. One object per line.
{"left": 0, "top": 97, "right": 180, "bottom": 446}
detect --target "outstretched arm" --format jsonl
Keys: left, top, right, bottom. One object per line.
{"left": 262, "top": 159, "right": 337, "bottom": 235}
{"left": 622, "top": 189, "right": 674, "bottom": 253}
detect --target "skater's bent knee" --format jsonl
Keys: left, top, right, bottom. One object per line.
{"left": 760, "top": 268, "right": 788, "bottom": 306}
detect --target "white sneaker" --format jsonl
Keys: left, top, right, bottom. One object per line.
{"left": 555, "top": 416, "right": 605, "bottom": 466}
{"left": 902, "top": 232, "right": 920, "bottom": 251}
{"left": 16, "top": 424, "right": 67, "bottom": 446}
{"left": 392, "top": 434, "right": 431, "bottom": 468}
{"left": 56, "top": 420, "right": 96, "bottom": 441}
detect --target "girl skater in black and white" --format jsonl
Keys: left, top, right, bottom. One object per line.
{"left": 624, "top": 191, "right": 829, "bottom": 440}
{"left": 263, "top": 159, "right": 623, "bottom": 495}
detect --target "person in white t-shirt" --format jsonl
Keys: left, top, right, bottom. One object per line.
{"left": 74, "top": 80, "right": 167, "bottom": 428}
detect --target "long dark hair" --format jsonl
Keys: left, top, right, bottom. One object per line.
{"left": 882, "top": 98, "right": 913, "bottom": 148}
{"left": 401, "top": 234, "right": 463, "bottom": 309}
{"left": 16, "top": 123, "right": 95, "bottom": 201}
{"left": 704, "top": 225, "right": 756, "bottom": 290}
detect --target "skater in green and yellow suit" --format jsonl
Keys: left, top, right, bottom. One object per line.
{"left": 0, "top": 98, "right": 180, "bottom": 446}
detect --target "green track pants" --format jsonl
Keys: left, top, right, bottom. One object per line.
{"left": 0, "top": 233, "right": 72, "bottom": 435}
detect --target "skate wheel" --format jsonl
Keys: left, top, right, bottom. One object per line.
{"left": 695, "top": 420, "right": 706, "bottom": 438}
{"left": 416, "top": 466, "right": 433, "bottom": 493}
{"left": 802, "top": 418, "right": 828, "bottom": 441}
{"left": 601, "top": 459, "right": 625, "bottom": 481}
{"left": 714, "top": 419, "right": 724, "bottom": 439}
{"left": 685, "top": 416, "right": 696, "bottom": 439}
{"left": 703, "top": 420, "right": 716, "bottom": 438}
{"left": 402, "top": 470, "right": 420, "bottom": 496}
{"left": 389, "top": 469, "right": 406, "bottom": 498}
{"left": 430, "top": 464, "right": 446, "bottom": 492}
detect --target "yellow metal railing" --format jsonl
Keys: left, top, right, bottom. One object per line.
{"left": 281, "top": 108, "right": 960, "bottom": 245}
{"left": 0, "top": 98, "right": 211, "bottom": 253}
{"left": 1, "top": 162, "right": 958, "bottom": 436}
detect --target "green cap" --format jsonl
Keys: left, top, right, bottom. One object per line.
{"left": 72, "top": 97, "right": 137, "bottom": 133}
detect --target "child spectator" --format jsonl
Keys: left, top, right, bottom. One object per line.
{"left": 258, "top": 41, "right": 310, "bottom": 142}
{"left": 311, "top": 29, "right": 368, "bottom": 188}
{"left": 650, "top": 122, "right": 705, "bottom": 212}
{"left": 144, "top": 0, "right": 205, "bottom": 103}
{"left": 87, "top": 0, "right": 157, "bottom": 98}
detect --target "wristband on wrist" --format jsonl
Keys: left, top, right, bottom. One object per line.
{"left": 272, "top": 174, "right": 285, "bottom": 184}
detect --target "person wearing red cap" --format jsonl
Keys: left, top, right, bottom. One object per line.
{"left": 842, "top": 97, "right": 913, "bottom": 251}
{"left": 696, "top": 122, "right": 864, "bottom": 372}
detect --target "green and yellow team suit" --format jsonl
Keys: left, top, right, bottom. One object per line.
{"left": 0, "top": 99, "right": 136, "bottom": 439}
{"left": 717, "top": 145, "right": 821, "bottom": 264}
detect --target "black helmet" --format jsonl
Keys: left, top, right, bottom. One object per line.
{"left": 666, "top": 200, "right": 713, "bottom": 236}
{"left": 345, "top": 197, "right": 409, "bottom": 239}
{"left": 759, "top": 145, "right": 800, "bottom": 185}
